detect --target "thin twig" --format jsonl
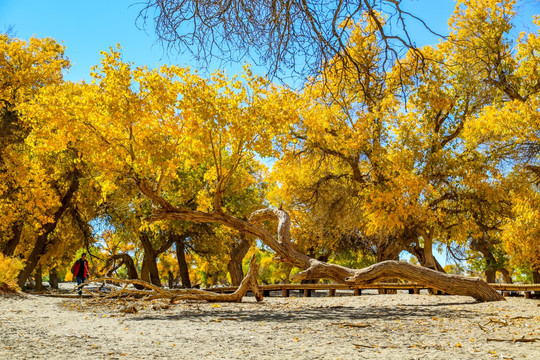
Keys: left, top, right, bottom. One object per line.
{"left": 486, "top": 337, "right": 539, "bottom": 343}
{"left": 332, "top": 322, "right": 371, "bottom": 328}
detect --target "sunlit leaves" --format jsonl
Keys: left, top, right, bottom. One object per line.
{"left": 0, "top": 253, "right": 24, "bottom": 290}
{"left": 501, "top": 185, "right": 540, "bottom": 273}
{"left": 0, "top": 34, "right": 72, "bottom": 248}
{"left": 5, "top": 0, "right": 540, "bottom": 285}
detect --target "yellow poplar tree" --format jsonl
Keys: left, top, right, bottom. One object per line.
{"left": 0, "top": 34, "right": 86, "bottom": 289}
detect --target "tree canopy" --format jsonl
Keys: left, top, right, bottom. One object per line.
{"left": 1, "top": 0, "right": 539, "bottom": 296}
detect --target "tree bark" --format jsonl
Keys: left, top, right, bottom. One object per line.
{"left": 499, "top": 268, "right": 512, "bottom": 284}
{"left": 339, "top": 260, "right": 504, "bottom": 301}
{"left": 227, "top": 235, "right": 251, "bottom": 286}
{"left": 408, "top": 243, "right": 446, "bottom": 273}
{"left": 375, "top": 238, "right": 401, "bottom": 294}
{"left": 533, "top": 269, "right": 540, "bottom": 296}
{"left": 470, "top": 235, "right": 515, "bottom": 284}
{"left": 138, "top": 181, "right": 504, "bottom": 302}
{"left": 175, "top": 236, "right": 191, "bottom": 288}
{"left": 139, "top": 232, "right": 162, "bottom": 287}
{"left": 49, "top": 266, "right": 59, "bottom": 289}
{"left": 1, "top": 222, "right": 23, "bottom": 257}
{"left": 17, "top": 224, "right": 57, "bottom": 289}
{"left": 485, "top": 269, "right": 496, "bottom": 283}
{"left": 533, "top": 269, "right": 540, "bottom": 284}
{"left": 140, "top": 256, "right": 151, "bottom": 283}
{"left": 375, "top": 238, "right": 401, "bottom": 263}
{"left": 139, "top": 231, "right": 177, "bottom": 287}
{"left": 35, "top": 265, "right": 43, "bottom": 291}
{"left": 211, "top": 272, "right": 219, "bottom": 287}
{"left": 106, "top": 253, "right": 144, "bottom": 290}
{"left": 418, "top": 228, "right": 437, "bottom": 270}
{"left": 106, "top": 253, "right": 140, "bottom": 279}
{"left": 408, "top": 242, "right": 447, "bottom": 294}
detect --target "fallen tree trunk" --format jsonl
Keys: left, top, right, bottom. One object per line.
{"left": 291, "top": 259, "right": 504, "bottom": 301}
{"left": 139, "top": 182, "right": 504, "bottom": 302}
{"left": 76, "top": 255, "right": 262, "bottom": 303}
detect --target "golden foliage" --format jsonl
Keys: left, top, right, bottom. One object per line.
{"left": 3, "top": 0, "right": 540, "bottom": 285}
{"left": 501, "top": 188, "right": 540, "bottom": 272}
{"left": 0, "top": 254, "right": 24, "bottom": 291}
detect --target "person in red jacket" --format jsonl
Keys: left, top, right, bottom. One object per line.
{"left": 71, "top": 253, "right": 89, "bottom": 296}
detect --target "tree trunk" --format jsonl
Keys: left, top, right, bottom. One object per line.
{"left": 138, "top": 182, "right": 505, "bottom": 302}
{"left": 175, "top": 236, "right": 191, "bottom": 288}
{"left": 1, "top": 222, "right": 23, "bottom": 256}
{"left": 140, "top": 256, "right": 150, "bottom": 283}
{"left": 470, "top": 236, "right": 508, "bottom": 284}
{"left": 485, "top": 269, "right": 496, "bottom": 283}
{"left": 211, "top": 272, "right": 219, "bottom": 286}
{"left": 148, "top": 259, "right": 161, "bottom": 286}
{"left": 406, "top": 239, "right": 446, "bottom": 274}
{"left": 533, "top": 269, "right": 540, "bottom": 296}
{"left": 139, "top": 231, "right": 177, "bottom": 287}
{"left": 433, "top": 258, "right": 445, "bottom": 273}
{"left": 17, "top": 170, "right": 80, "bottom": 289}
{"left": 49, "top": 267, "right": 59, "bottom": 289}
{"left": 18, "top": 230, "right": 51, "bottom": 289}
{"left": 417, "top": 228, "right": 437, "bottom": 270}
{"left": 342, "top": 260, "right": 504, "bottom": 301}
{"left": 106, "top": 253, "right": 140, "bottom": 279}
{"left": 375, "top": 240, "right": 401, "bottom": 263}
{"left": 228, "top": 258, "right": 245, "bottom": 287}
{"left": 139, "top": 232, "right": 161, "bottom": 286}
{"left": 227, "top": 235, "right": 251, "bottom": 286}
{"left": 409, "top": 243, "right": 447, "bottom": 294}
{"left": 106, "top": 253, "right": 144, "bottom": 290}
{"left": 498, "top": 268, "right": 512, "bottom": 284}
{"left": 375, "top": 239, "right": 401, "bottom": 294}
{"left": 168, "top": 271, "right": 174, "bottom": 288}
{"left": 532, "top": 269, "right": 540, "bottom": 283}
{"left": 35, "top": 265, "right": 43, "bottom": 291}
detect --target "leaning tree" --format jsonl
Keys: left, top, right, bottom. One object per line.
{"left": 25, "top": 44, "right": 504, "bottom": 301}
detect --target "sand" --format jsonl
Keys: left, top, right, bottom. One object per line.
{"left": 0, "top": 290, "right": 538, "bottom": 360}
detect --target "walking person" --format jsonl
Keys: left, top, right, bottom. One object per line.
{"left": 71, "top": 253, "right": 89, "bottom": 296}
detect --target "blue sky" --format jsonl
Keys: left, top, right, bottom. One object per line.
{"left": 1, "top": 0, "right": 538, "bottom": 267}
{"left": 3, "top": 0, "right": 536, "bottom": 84}
{"left": 1, "top": 0, "right": 165, "bottom": 82}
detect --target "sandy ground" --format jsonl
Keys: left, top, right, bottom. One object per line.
{"left": 0, "top": 289, "right": 538, "bottom": 360}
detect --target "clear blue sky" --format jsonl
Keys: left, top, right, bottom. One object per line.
{"left": 1, "top": 0, "right": 166, "bottom": 82}
{"left": 2, "top": 0, "right": 536, "bottom": 84}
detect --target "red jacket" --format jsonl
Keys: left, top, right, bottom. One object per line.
{"left": 72, "top": 259, "right": 89, "bottom": 278}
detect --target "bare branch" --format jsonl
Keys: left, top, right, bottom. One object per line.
{"left": 137, "top": 0, "right": 441, "bottom": 83}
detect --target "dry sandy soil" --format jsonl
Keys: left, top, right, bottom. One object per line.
{"left": 0, "top": 289, "right": 538, "bottom": 360}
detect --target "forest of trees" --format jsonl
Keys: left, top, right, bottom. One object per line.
{"left": 1, "top": 0, "right": 539, "bottom": 296}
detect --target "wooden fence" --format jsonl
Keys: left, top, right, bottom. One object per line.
{"left": 207, "top": 282, "right": 540, "bottom": 298}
